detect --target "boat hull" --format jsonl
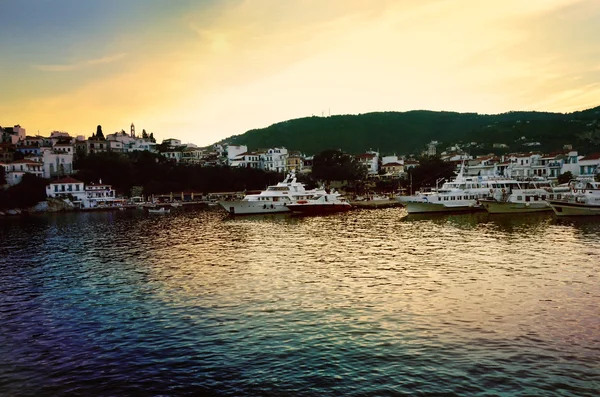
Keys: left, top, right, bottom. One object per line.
{"left": 405, "top": 201, "right": 483, "bottom": 214}
{"left": 548, "top": 200, "right": 600, "bottom": 216}
{"left": 479, "top": 199, "right": 551, "bottom": 214}
{"left": 286, "top": 203, "right": 352, "bottom": 214}
{"left": 219, "top": 200, "right": 290, "bottom": 215}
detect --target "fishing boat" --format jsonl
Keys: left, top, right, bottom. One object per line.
{"left": 286, "top": 190, "right": 352, "bottom": 214}
{"left": 548, "top": 179, "right": 600, "bottom": 216}
{"left": 218, "top": 171, "right": 325, "bottom": 215}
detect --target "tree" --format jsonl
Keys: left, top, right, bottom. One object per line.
{"left": 142, "top": 129, "right": 148, "bottom": 139}
{"left": 557, "top": 171, "right": 573, "bottom": 185}
{"left": 312, "top": 149, "right": 367, "bottom": 183}
{"left": 149, "top": 132, "right": 155, "bottom": 143}
{"left": 0, "top": 174, "right": 48, "bottom": 209}
{"left": 96, "top": 125, "right": 105, "bottom": 140}
{"left": 403, "top": 156, "right": 456, "bottom": 193}
{"left": 130, "top": 185, "right": 144, "bottom": 198}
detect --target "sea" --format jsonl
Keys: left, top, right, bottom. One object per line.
{"left": 0, "top": 207, "right": 598, "bottom": 396}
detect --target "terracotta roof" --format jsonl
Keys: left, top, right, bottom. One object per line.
{"left": 579, "top": 153, "right": 600, "bottom": 161}
{"left": 49, "top": 177, "right": 83, "bottom": 184}
{"left": 383, "top": 162, "right": 403, "bottom": 167}
{"left": 10, "top": 159, "right": 39, "bottom": 165}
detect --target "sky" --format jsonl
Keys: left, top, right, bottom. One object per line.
{"left": 1, "top": 0, "right": 599, "bottom": 146}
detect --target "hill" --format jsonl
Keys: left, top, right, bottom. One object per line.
{"left": 224, "top": 106, "right": 600, "bottom": 156}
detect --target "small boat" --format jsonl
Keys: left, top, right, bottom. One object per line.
{"left": 286, "top": 191, "right": 352, "bottom": 214}
{"left": 148, "top": 207, "right": 171, "bottom": 214}
{"left": 171, "top": 202, "right": 182, "bottom": 208}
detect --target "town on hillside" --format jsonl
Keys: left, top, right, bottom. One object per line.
{"left": 1, "top": 123, "right": 600, "bottom": 211}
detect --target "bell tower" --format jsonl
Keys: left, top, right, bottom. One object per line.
{"left": 130, "top": 123, "right": 135, "bottom": 138}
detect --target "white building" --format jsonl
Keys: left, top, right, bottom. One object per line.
{"left": 162, "top": 138, "right": 182, "bottom": 149}
{"left": 83, "top": 180, "right": 118, "bottom": 208}
{"left": 163, "top": 151, "right": 183, "bottom": 162}
{"left": 263, "top": 147, "right": 288, "bottom": 172}
{"left": 381, "top": 155, "right": 403, "bottom": 166}
{"left": 42, "top": 147, "right": 74, "bottom": 178}
{"left": 356, "top": 152, "right": 379, "bottom": 175}
{"left": 578, "top": 153, "right": 600, "bottom": 177}
{"left": 226, "top": 145, "right": 248, "bottom": 165}
{"left": 231, "top": 151, "right": 262, "bottom": 168}
{"left": 1, "top": 159, "right": 44, "bottom": 186}
{"left": 45, "top": 177, "right": 86, "bottom": 202}
{"left": 130, "top": 138, "right": 157, "bottom": 153}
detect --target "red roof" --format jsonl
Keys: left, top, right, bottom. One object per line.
{"left": 383, "top": 162, "right": 403, "bottom": 167}
{"left": 49, "top": 177, "right": 83, "bottom": 184}
{"left": 10, "top": 159, "right": 39, "bottom": 165}
{"left": 580, "top": 153, "right": 600, "bottom": 161}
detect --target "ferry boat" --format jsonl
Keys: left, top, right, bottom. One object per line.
{"left": 219, "top": 172, "right": 324, "bottom": 215}
{"left": 397, "top": 164, "right": 519, "bottom": 214}
{"left": 286, "top": 190, "right": 352, "bottom": 214}
{"left": 548, "top": 179, "right": 600, "bottom": 216}
{"left": 479, "top": 180, "right": 570, "bottom": 214}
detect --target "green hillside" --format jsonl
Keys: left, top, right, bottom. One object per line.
{"left": 224, "top": 106, "right": 600, "bottom": 156}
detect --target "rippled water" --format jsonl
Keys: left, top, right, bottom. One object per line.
{"left": 1, "top": 208, "right": 599, "bottom": 396}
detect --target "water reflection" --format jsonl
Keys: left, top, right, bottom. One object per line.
{"left": 0, "top": 207, "right": 598, "bottom": 396}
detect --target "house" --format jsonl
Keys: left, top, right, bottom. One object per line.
{"left": 0, "top": 143, "right": 15, "bottom": 163}
{"left": 286, "top": 152, "right": 304, "bottom": 173}
{"left": 356, "top": 152, "right": 379, "bottom": 174}
{"left": 466, "top": 155, "right": 498, "bottom": 177}
{"left": 46, "top": 177, "right": 86, "bottom": 203}
{"left": 263, "top": 147, "right": 288, "bottom": 172}
{"left": 1, "top": 159, "right": 44, "bottom": 185}
{"left": 231, "top": 151, "right": 262, "bottom": 168}
{"left": 87, "top": 138, "right": 109, "bottom": 154}
{"left": 16, "top": 146, "right": 42, "bottom": 156}
{"left": 42, "top": 147, "right": 74, "bottom": 178}
{"left": 403, "top": 160, "right": 419, "bottom": 170}
{"left": 163, "top": 150, "right": 183, "bottom": 162}
{"left": 83, "top": 180, "right": 118, "bottom": 208}
{"left": 578, "top": 153, "right": 600, "bottom": 177}
{"left": 225, "top": 145, "right": 248, "bottom": 165}
{"left": 381, "top": 162, "right": 404, "bottom": 177}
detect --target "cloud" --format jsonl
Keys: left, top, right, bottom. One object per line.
{"left": 34, "top": 53, "right": 127, "bottom": 72}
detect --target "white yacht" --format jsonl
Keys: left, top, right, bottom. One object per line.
{"left": 286, "top": 190, "right": 352, "bottom": 214}
{"left": 219, "top": 172, "right": 324, "bottom": 215}
{"left": 397, "top": 164, "right": 519, "bottom": 214}
{"left": 479, "top": 180, "right": 570, "bottom": 214}
{"left": 548, "top": 179, "right": 600, "bottom": 216}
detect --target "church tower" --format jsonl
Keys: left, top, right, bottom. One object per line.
{"left": 130, "top": 123, "right": 135, "bottom": 138}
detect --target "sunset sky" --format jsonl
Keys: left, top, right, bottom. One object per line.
{"left": 1, "top": 0, "right": 599, "bottom": 146}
